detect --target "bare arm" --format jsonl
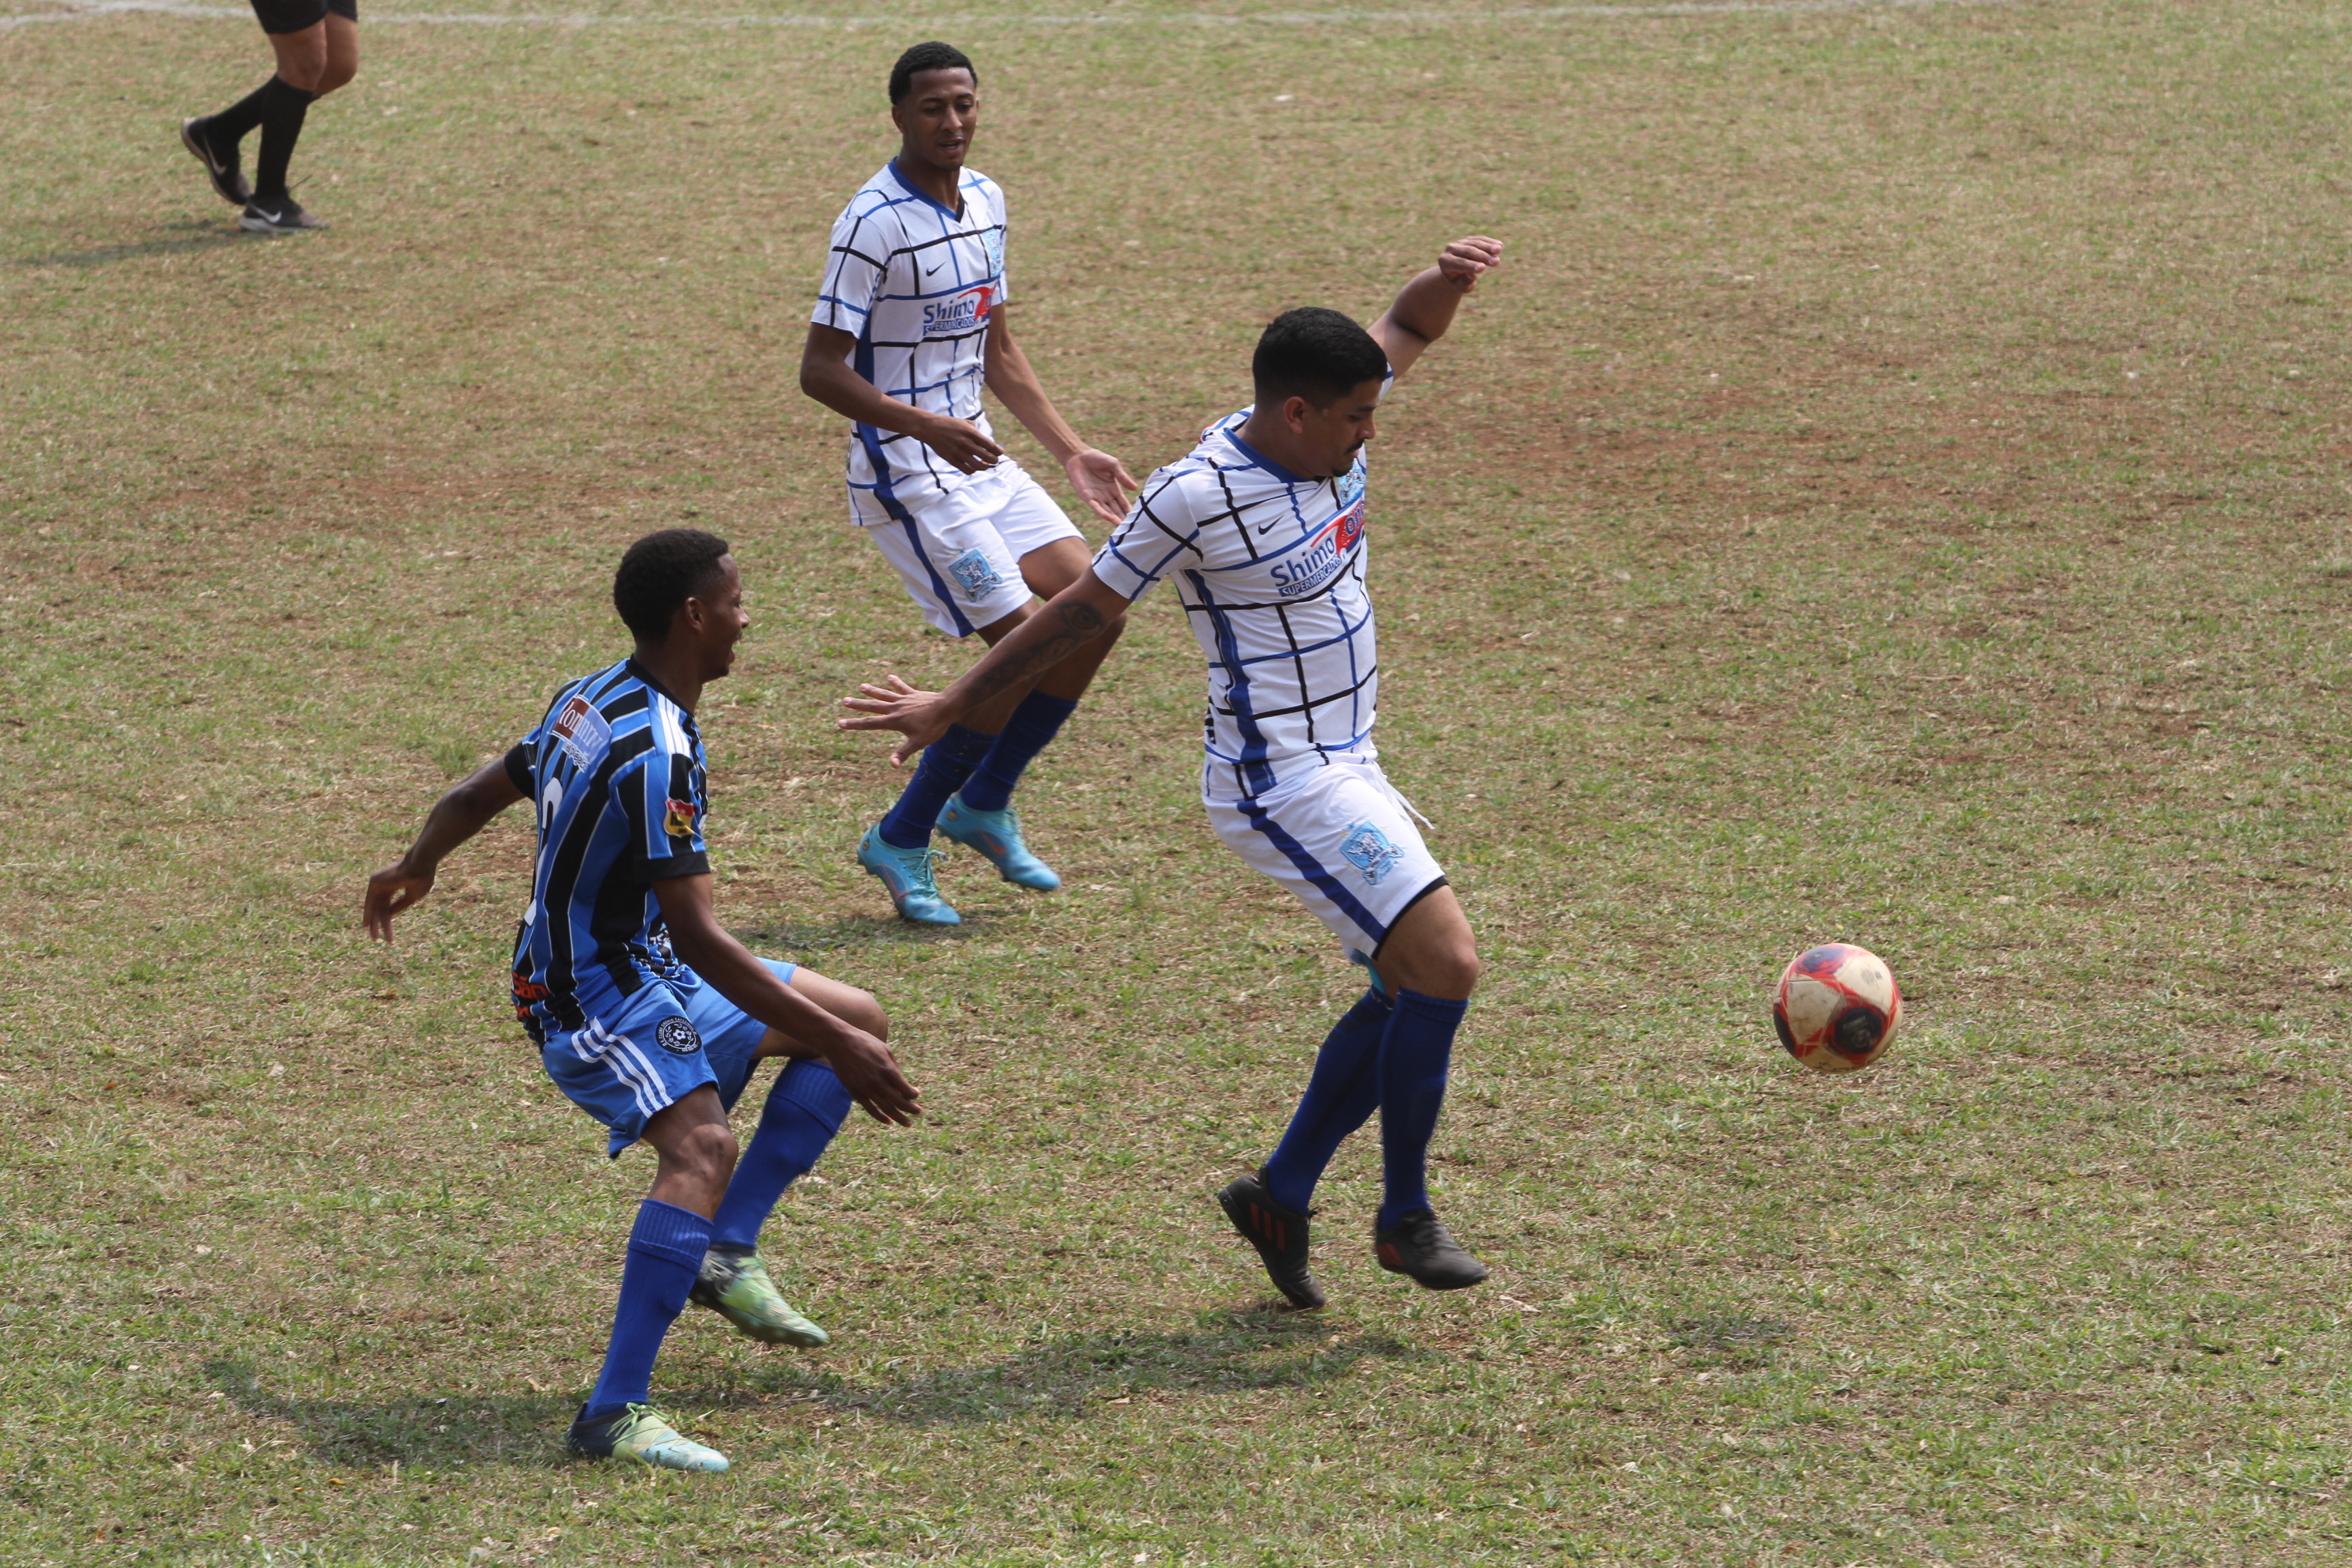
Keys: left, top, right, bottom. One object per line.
{"left": 1368, "top": 235, "right": 1505, "bottom": 383}
{"left": 983, "top": 308, "right": 1140, "bottom": 523}
{"left": 800, "top": 322, "right": 1004, "bottom": 474}
{"left": 362, "top": 757, "right": 529, "bottom": 941}
{"left": 653, "top": 875, "right": 921, "bottom": 1126}
{"left": 840, "top": 568, "right": 1132, "bottom": 765}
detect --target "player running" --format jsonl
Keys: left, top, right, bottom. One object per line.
{"left": 363, "top": 529, "right": 920, "bottom": 1471}
{"left": 178, "top": 0, "right": 356, "bottom": 232}
{"left": 841, "top": 238, "right": 1505, "bottom": 1307}
{"left": 802, "top": 41, "right": 1139, "bottom": 928}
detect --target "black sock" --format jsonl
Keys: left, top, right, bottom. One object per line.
{"left": 252, "top": 77, "right": 316, "bottom": 203}
{"left": 208, "top": 78, "right": 274, "bottom": 145}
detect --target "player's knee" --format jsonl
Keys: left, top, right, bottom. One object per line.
{"left": 316, "top": 59, "right": 357, "bottom": 94}
{"left": 674, "top": 1120, "right": 738, "bottom": 1183}
{"left": 1420, "top": 944, "right": 1480, "bottom": 999}
{"left": 845, "top": 987, "right": 888, "bottom": 1041}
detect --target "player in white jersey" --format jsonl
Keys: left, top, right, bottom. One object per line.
{"left": 841, "top": 236, "right": 1506, "bottom": 1305}
{"left": 801, "top": 42, "right": 1139, "bottom": 928}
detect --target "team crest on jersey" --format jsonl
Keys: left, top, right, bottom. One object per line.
{"left": 982, "top": 227, "right": 1006, "bottom": 277}
{"left": 549, "top": 693, "right": 612, "bottom": 770}
{"left": 946, "top": 547, "right": 1005, "bottom": 603}
{"left": 655, "top": 1016, "right": 703, "bottom": 1056}
{"left": 1336, "top": 464, "right": 1366, "bottom": 510}
{"left": 922, "top": 284, "right": 995, "bottom": 338}
{"left": 664, "top": 798, "right": 698, "bottom": 838}
{"left": 1338, "top": 820, "right": 1406, "bottom": 886}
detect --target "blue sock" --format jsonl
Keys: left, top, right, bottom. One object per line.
{"left": 1259, "top": 988, "right": 1395, "bottom": 1213}
{"left": 877, "top": 723, "right": 996, "bottom": 849}
{"left": 958, "top": 692, "right": 1079, "bottom": 813}
{"left": 1375, "top": 989, "right": 1470, "bottom": 1231}
{"left": 583, "top": 1199, "right": 711, "bottom": 1420}
{"left": 710, "top": 1060, "right": 853, "bottom": 1252}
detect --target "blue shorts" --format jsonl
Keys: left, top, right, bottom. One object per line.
{"left": 538, "top": 960, "right": 798, "bottom": 1158}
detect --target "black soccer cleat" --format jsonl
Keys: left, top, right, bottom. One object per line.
{"left": 180, "top": 116, "right": 251, "bottom": 206}
{"left": 1216, "top": 1173, "right": 1325, "bottom": 1310}
{"left": 240, "top": 195, "right": 326, "bottom": 235}
{"left": 1373, "top": 1209, "right": 1488, "bottom": 1291}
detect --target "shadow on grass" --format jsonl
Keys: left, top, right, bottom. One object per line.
{"left": 766, "top": 1312, "right": 1408, "bottom": 1426}
{"left": 206, "top": 1315, "right": 1397, "bottom": 1464}
{"left": 16, "top": 222, "right": 255, "bottom": 269}
{"left": 207, "top": 1360, "right": 579, "bottom": 1469}
{"left": 728, "top": 912, "right": 1004, "bottom": 952}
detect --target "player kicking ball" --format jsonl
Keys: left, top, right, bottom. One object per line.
{"left": 802, "top": 42, "right": 1139, "bottom": 927}
{"left": 364, "top": 529, "right": 920, "bottom": 1471}
{"left": 842, "top": 238, "right": 1504, "bottom": 1305}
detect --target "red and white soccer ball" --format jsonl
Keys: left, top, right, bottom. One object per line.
{"left": 1773, "top": 943, "right": 1901, "bottom": 1074}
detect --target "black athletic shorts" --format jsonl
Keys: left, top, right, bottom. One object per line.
{"left": 250, "top": 0, "right": 354, "bottom": 36}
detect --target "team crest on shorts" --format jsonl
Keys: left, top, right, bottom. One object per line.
{"left": 946, "top": 547, "right": 1005, "bottom": 604}
{"left": 1338, "top": 820, "right": 1406, "bottom": 886}
{"left": 655, "top": 1017, "right": 702, "bottom": 1056}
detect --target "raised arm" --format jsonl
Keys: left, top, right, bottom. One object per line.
{"left": 983, "top": 307, "right": 1139, "bottom": 523}
{"left": 653, "top": 875, "right": 921, "bottom": 1126}
{"left": 362, "top": 755, "right": 529, "bottom": 941}
{"left": 840, "top": 567, "right": 1132, "bottom": 765}
{"left": 800, "top": 322, "right": 1005, "bottom": 475}
{"left": 1367, "top": 235, "right": 1504, "bottom": 383}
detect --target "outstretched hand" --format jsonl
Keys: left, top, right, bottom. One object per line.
{"left": 1436, "top": 235, "right": 1505, "bottom": 292}
{"left": 1065, "top": 447, "right": 1141, "bottom": 524}
{"left": 363, "top": 860, "right": 434, "bottom": 942}
{"left": 838, "top": 674, "right": 952, "bottom": 768}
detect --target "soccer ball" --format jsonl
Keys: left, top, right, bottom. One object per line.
{"left": 1773, "top": 943, "right": 1901, "bottom": 1074}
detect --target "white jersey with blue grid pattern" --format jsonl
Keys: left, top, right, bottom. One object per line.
{"left": 1090, "top": 382, "right": 1390, "bottom": 804}
{"left": 811, "top": 160, "right": 1009, "bottom": 514}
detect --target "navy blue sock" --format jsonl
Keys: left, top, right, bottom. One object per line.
{"left": 1259, "top": 988, "right": 1395, "bottom": 1213}
{"left": 1375, "top": 989, "right": 1470, "bottom": 1231}
{"left": 958, "top": 692, "right": 1079, "bottom": 813}
{"left": 710, "top": 1060, "right": 853, "bottom": 1252}
{"left": 583, "top": 1200, "right": 710, "bottom": 1420}
{"left": 878, "top": 723, "right": 996, "bottom": 849}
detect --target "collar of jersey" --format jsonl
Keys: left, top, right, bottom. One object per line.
{"left": 1220, "top": 424, "right": 1316, "bottom": 487}
{"left": 623, "top": 656, "right": 698, "bottom": 727}
{"left": 885, "top": 158, "right": 966, "bottom": 220}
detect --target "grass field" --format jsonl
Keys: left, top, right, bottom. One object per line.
{"left": 7, "top": 0, "right": 2352, "bottom": 1562}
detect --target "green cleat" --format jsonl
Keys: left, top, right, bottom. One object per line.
{"left": 565, "top": 1403, "right": 729, "bottom": 1473}
{"left": 689, "top": 1251, "right": 830, "bottom": 1348}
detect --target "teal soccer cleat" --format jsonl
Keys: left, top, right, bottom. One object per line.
{"left": 937, "top": 794, "right": 1061, "bottom": 891}
{"left": 566, "top": 1403, "right": 730, "bottom": 1473}
{"left": 857, "top": 823, "right": 961, "bottom": 925}
{"left": 689, "top": 1252, "right": 830, "bottom": 1348}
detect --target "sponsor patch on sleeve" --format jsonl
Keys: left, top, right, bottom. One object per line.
{"left": 549, "top": 693, "right": 612, "bottom": 770}
{"left": 664, "top": 798, "right": 699, "bottom": 838}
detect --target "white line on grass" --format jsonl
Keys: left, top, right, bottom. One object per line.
{"left": 1, "top": 0, "right": 2021, "bottom": 31}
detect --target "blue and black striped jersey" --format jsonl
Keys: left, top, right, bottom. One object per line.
{"left": 503, "top": 658, "right": 708, "bottom": 1043}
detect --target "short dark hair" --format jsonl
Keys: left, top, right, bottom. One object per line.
{"left": 1252, "top": 307, "right": 1390, "bottom": 410}
{"left": 613, "top": 529, "right": 732, "bottom": 642}
{"left": 890, "top": 42, "right": 977, "bottom": 104}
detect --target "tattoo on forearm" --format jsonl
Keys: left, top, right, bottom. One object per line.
{"left": 964, "top": 602, "right": 1107, "bottom": 707}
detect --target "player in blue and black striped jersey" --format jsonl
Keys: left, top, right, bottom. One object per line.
{"left": 363, "top": 529, "right": 919, "bottom": 1473}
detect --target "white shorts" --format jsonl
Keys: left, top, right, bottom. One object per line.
{"left": 1205, "top": 755, "right": 1448, "bottom": 964}
{"left": 849, "top": 459, "right": 1083, "bottom": 638}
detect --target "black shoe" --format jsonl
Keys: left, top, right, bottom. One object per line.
{"left": 240, "top": 195, "right": 326, "bottom": 234}
{"left": 180, "top": 117, "right": 250, "bottom": 206}
{"left": 1216, "top": 1173, "right": 1325, "bottom": 1309}
{"left": 1373, "top": 1209, "right": 1488, "bottom": 1290}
